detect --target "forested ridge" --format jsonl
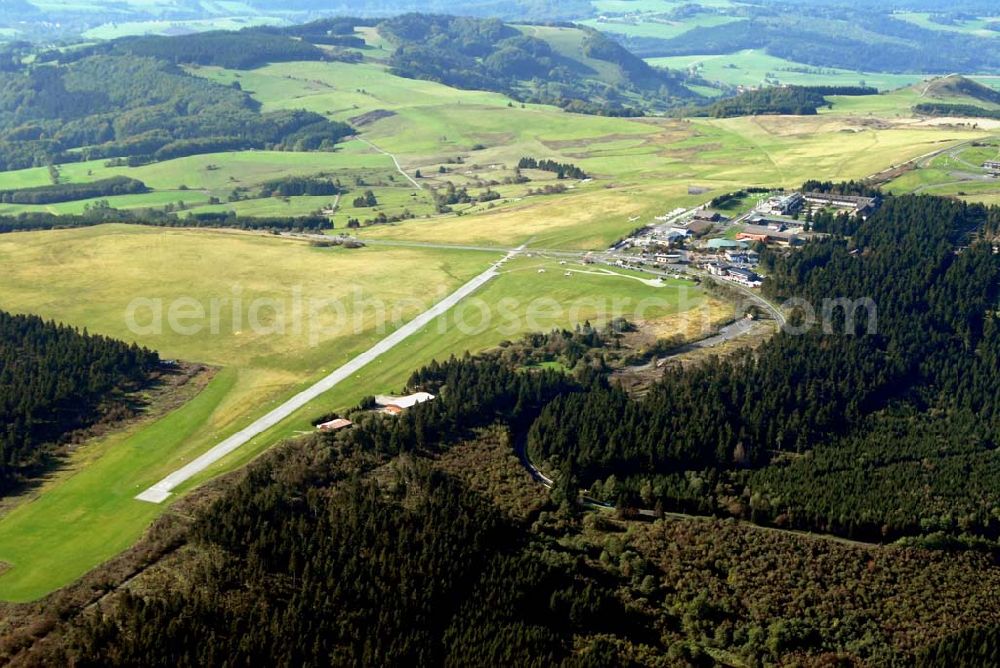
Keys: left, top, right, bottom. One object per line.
{"left": 0, "top": 310, "right": 158, "bottom": 492}
{"left": 612, "top": 5, "right": 1000, "bottom": 74}
{"left": 0, "top": 54, "right": 353, "bottom": 171}
{"left": 379, "top": 14, "right": 697, "bottom": 115}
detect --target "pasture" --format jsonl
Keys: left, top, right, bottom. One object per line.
{"left": 896, "top": 12, "right": 1000, "bottom": 39}
{"left": 0, "top": 225, "right": 492, "bottom": 600}
{"left": 0, "top": 57, "right": 984, "bottom": 248}
{"left": 648, "top": 50, "right": 926, "bottom": 92}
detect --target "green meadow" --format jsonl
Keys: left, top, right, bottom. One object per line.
{"left": 82, "top": 16, "right": 287, "bottom": 40}
{"left": 896, "top": 12, "right": 1000, "bottom": 39}
{"left": 648, "top": 50, "right": 927, "bottom": 91}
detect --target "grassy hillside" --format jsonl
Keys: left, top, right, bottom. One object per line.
{"left": 606, "top": 4, "right": 1000, "bottom": 74}
{"left": 916, "top": 74, "right": 1000, "bottom": 109}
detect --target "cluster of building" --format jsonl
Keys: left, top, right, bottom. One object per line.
{"left": 803, "top": 191, "right": 879, "bottom": 216}
{"left": 984, "top": 160, "right": 1000, "bottom": 174}
{"left": 762, "top": 192, "right": 804, "bottom": 216}
{"left": 760, "top": 190, "right": 879, "bottom": 218}
{"left": 736, "top": 222, "right": 803, "bottom": 247}
{"left": 707, "top": 263, "right": 763, "bottom": 288}
{"left": 628, "top": 209, "right": 725, "bottom": 250}
{"left": 316, "top": 392, "right": 436, "bottom": 431}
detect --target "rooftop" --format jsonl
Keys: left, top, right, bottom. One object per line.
{"left": 375, "top": 392, "right": 436, "bottom": 409}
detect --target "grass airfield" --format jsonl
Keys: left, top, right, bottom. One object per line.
{"left": 0, "top": 226, "right": 723, "bottom": 600}
{"left": 0, "top": 44, "right": 998, "bottom": 600}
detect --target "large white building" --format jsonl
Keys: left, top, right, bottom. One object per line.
{"left": 762, "top": 192, "right": 804, "bottom": 216}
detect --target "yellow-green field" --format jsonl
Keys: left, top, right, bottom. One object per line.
{"left": 884, "top": 140, "right": 1000, "bottom": 201}
{"left": 0, "top": 57, "right": 990, "bottom": 246}
{"left": 648, "top": 50, "right": 928, "bottom": 92}
{"left": 0, "top": 225, "right": 491, "bottom": 600}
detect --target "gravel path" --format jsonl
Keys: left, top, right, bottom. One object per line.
{"left": 359, "top": 138, "right": 423, "bottom": 190}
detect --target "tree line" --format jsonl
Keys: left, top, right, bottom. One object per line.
{"left": 0, "top": 209, "right": 332, "bottom": 234}
{"left": 685, "top": 85, "right": 877, "bottom": 118}
{"left": 914, "top": 102, "right": 1000, "bottom": 120}
{"left": 0, "top": 310, "right": 158, "bottom": 492}
{"left": 517, "top": 157, "right": 587, "bottom": 179}
{"left": 0, "top": 176, "right": 147, "bottom": 205}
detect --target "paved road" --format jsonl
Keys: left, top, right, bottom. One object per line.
{"left": 515, "top": 434, "right": 878, "bottom": 548}
{"left": 359, "top": 138, "right": 423, "bottom": 190}
{"left": 700, "top": 271, "right": 787, "bottom": 328}
{"left": 136, "top": 246, "right": 522, "bottom": 503}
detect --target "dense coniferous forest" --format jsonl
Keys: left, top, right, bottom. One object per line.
{"left": 0, "top": 210, "right": 333, "bottom": 234}
{"left": 527, "top": 193, "right": 1000, "bottom": 541}
{"left": 0, "top": 176, "right": 147, "bottom": 205}
{"left": 0, "top": 311, "right": 158, "bottom": 491}
{"left": 0, "top": 55, "right": 353, "bottom": 171}
{"left": 913, "top": 102, "right": 1000, "bottom": 120}
{"left": 378, "top": 14, "right": 697, "bottom": 115}
{"left": 685, "top": 85, "right": 878, "bottom": 118}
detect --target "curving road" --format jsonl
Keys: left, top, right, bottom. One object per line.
{"left": 359, "top": 138, "right": 423, "bottom": 190}
{"left": 136, "top": 246, "right": 523, "bottom": 503}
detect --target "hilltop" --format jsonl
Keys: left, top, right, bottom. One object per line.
{"left": 917, "top": 74, "right": 1000, "bottom": 108}
{"left": 378, "top": 14, "right": 698, "bottom": 115}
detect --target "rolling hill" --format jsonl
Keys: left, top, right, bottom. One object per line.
{"left": 377, "top": 14, "right": 699, "bottom": 115}
{"left": 917, "top": 74, "right": 1000, "bottom": 108}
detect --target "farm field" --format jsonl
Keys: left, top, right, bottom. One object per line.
{"left": 896, "top": 12, "right": 1000, "bottom": 38}
{"left": 0, "top": 225, "right": 724, "bottom": 600}
{"left": 647, "top": 50, "right": 928, "bottom": 91}
{"left": 0, "top": 57, "right": 987, "bottom": 243}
